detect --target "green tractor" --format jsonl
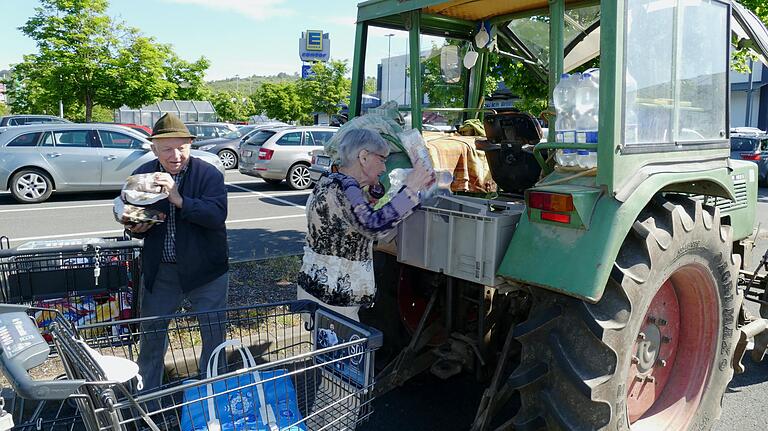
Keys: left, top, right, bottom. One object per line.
{"left": 346, "top": 0, "right": 768, "bottom": 429}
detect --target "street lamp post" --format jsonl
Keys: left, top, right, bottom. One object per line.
{"left": 235, "top": 74, "right": 240, "bottom": 93}
{"left": 385, "top": 33, "right": 394, "bottom": 102}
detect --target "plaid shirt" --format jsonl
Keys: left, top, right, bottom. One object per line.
{"left": 160, "top": 165, "right": 187, "bottom": 263}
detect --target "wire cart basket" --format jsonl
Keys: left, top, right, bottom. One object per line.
{"left": 0, "top": 237, "right": 143, "bottom": 342}
{"left": 0, "top": 300, "right": 382, "bottom": 430}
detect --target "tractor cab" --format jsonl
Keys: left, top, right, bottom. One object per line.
{"left": 348, "top": 1, "right": 768, "bottom": 429}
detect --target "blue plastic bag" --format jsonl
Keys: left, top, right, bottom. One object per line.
{"left": 180, "top": 340, "right": 305, "bottom": 431}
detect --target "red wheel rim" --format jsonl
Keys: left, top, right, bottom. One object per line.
{"left": 627, "top": 264, "right": 719, "bottom": 429}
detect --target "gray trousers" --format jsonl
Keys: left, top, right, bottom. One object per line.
{"left": 137, "top": 263, "right": 229, "bottom": 391}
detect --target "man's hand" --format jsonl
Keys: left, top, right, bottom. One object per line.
{"left": 121, "top": 213, "right": 166, "bottom": 234}
{"left": 154, "top": 172, "right": 183, "bottom": 208}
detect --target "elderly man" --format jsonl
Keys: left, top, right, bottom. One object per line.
{"left": 121, "top": 112, "right": 229, "bottom": 390}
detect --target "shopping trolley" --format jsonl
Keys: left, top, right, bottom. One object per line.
{"left": 0, "top": 236, "right": 143, "bottom": 339}
{"left": 1, "top": 300, "right": 382, "bottom": 430}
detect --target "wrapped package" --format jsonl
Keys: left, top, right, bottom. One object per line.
{"left": 324, "top": 102, "right": 405, "bottom": 162}
{"left": 113, "top": 197, "right": 164, "bottom": 225}
{"left": 121, "top": 173, "right": 168, "bottom": 205}
{"left": 398, "top": 128, "right": 433, "bottom": 169}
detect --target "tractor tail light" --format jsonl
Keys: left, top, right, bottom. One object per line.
{"left": 258, "top": 148, "right": 274, "bottom": 160}
{"left": 528, "top": 192, "right": 575, "bottom": 212}
{"left": 741, "top": 152, "right": 761, "bottom": 161}
{"left": 541, "top": 212, "right": 571, "bottom": 224}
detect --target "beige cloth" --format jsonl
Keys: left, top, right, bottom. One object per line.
{"left": 422, "top": 132, "right": 497, "bottom": 193}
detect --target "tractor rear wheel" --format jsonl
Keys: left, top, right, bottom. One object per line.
{"left": 510, "top": 196, "right": 740, "bottom": 430}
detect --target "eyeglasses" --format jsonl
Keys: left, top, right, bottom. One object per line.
{"left": 367, "top": 151, "right": 388, "bottom": 163}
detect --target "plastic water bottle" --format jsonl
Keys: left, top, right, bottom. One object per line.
{"left": 555, "top": 148, "right": 578, "bottom": 166}
{"left": 574, "top": 72, "right": 599, "bottom": 168}
{"left": 553, "top": 73, "right": 578, "bottom": 166}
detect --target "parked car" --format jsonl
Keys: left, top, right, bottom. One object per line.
{"left": 117, "top": 123, "right": 152, "bottom": 136}
{"left": 239, "top": 126, "right": 337, "bottom": 189}
{"left": 309, "top": 149, "right": 333, "bottom": 183}
{"left": 0, "top": 123, "right": 224, "bottom": 203}
{"left": 730, "top": 132, "right": 768, "bottom": 185}
{"left": 0, "top": 115, "right": 70, "bottom": 127}
{"left": 196, "top": 124, "right": 288, "bottom": 170}
{"left": 92, "top": 122, "right": 152, "bottom": 137}
{"left": 185, "top": 122, "right": 238, "bottom": 145}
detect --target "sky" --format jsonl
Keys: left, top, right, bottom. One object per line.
{"left": 0, "top": 0, "right": 425, "bottom": 81}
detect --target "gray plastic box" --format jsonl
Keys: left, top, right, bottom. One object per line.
{"left": 397, "top": 195, "right": 524, "bottom": 286}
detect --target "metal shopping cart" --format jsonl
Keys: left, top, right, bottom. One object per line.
{"left": 0, "top": 237, "right": 143, "bottom": 338}
{"left": 1, "top": 300, "right": 382, "bottom": 430}
{"left": 0, "top": 236, "right": 143, "bottom": 427}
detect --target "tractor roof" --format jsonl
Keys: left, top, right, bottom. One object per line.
{"left": 357, "top": 0, "right": 589, "bottom": 23}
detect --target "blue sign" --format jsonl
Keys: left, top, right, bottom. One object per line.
{"left": 306, "top": 30, "right": 323, "bottom": 51}
{"left": 299, "top": 31, "right": 330, "bottom": 62}
{"left": 301, "top": 64, "right": 316, "bottom": 79}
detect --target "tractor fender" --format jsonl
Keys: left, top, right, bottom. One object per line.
{"left": 497, "top": 163, "right": 757, "bottom": 303}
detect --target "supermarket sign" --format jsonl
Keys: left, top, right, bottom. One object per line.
{"left": 299, "top": 30, "right": 330, "bottom": 62}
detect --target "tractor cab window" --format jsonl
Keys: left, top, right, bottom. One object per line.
{"left": 417, "top": 36, "right": 467, "bottom": 130}
{"left": 504, "top": 5, "right": 601, "bottom": 74}
{"left": 625, "top": 0, "right": 728, "bottom": 147}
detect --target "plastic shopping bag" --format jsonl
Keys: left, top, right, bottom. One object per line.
{"left": 180, "top": 340, "right": 305, "bottom": 431}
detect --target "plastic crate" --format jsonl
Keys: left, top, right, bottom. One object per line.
{"left": 397, "top": 195, "right": 524, "bottom": 286}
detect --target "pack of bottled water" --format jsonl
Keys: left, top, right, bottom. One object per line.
{"left": 554, "top": 70, "right": 600, "bottom": 169}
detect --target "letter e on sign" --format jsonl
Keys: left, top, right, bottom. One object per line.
{"left": 306, "top": 30, "right": 323, "bottom": 51}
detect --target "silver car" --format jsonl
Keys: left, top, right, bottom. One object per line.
{"left": 0, "top": 124, "right": 224, "bottom": 203}
{"left": 238, "top": 126, "right": 337, "bottom": 190}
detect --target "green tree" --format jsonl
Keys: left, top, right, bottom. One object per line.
{"left": 420, "top": 43, "right": 509, "bottom": 120}
{"left": 11, "top": 0, "right": 205, "bottom": 122}
{"left": 364, "top": 76, "right": 377, "bottom": 95}
{"left": 0, "top": 102, "right": 9, "bottom": 116}
{"left": 112, "top": 28, "right": 175, "bottom": 112}
{"left": 211, "top": 91, "right": 256, "bottom": 122}
{"left": 732, "top": 1, "right": 768, "bottom": 74}
{"left": 298, "top": 60, "right": 351, "bottom": 119}
{"left": 252, "top": 82, "right": 310, "bottom": 124}
{"left": 164, "top": 53, "right": 211, "bottom": 100}
{"left": 421, "top": 45, "right": 466, "bottom": 110}
{"left": 497, "top": 57, "right": 548, "bottom": 116}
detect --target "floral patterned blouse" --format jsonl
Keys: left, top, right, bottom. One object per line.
{"left": 298, "top": 172, "right": 420, "bottom": 307}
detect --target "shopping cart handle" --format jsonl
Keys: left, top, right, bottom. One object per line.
{"left": 0, "top": 355, "right": 85, "bottom": 400}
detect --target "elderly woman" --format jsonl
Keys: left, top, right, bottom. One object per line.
{"left": 297, "top": 128, "right": 433, "bottom": 320}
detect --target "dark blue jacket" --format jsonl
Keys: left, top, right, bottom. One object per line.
{"left": 132, "top": 157, "right": 228, "bottom": 292}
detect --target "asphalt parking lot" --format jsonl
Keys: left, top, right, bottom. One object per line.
{"left": 1, "top": 174, "right": 768, "bottom": 429}
{"left": 0, "top": 170, "right": 310, "bottom": 261}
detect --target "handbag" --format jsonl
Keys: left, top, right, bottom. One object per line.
{"left": 180, "top": 340, "right": 305, "bottom": 431}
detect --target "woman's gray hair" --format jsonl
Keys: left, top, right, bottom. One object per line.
{"left": 336, "top": 129, "right": 390, "bottom": 167}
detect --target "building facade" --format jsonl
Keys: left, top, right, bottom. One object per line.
{"left": 731, "top": 62, "right": 768, "bottom": 131}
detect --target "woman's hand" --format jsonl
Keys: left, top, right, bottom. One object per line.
{"left": 403, "top": 163, "right": 435, "bottom": 191}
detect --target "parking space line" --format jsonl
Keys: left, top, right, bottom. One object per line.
{"left": 226, "top": 214, "right": 306, "bottom": 224}
{"left": 226, "top": 183, "right": 306, "bottom": 209}
{"left": 0, "top": 203, "right": 114, "bottom": 214}
{"left": 8, "top": 214, "right": 307, "bottom": 244}
{"left": 0, "top": 190, "right": 309, "bottom": 212}
{"left": 10, "top": 230, "right": 126, "bottom": 243}
{"left": 228, "top": 191, "right": 310, "bottom": 200}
